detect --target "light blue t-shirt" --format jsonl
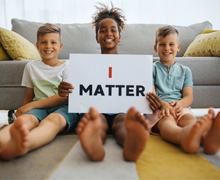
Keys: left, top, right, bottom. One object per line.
{"left": 153, "top": 61, "right": 193, "bottom": 104}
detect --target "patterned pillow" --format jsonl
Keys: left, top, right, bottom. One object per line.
{"left": 184, "top": 29, "right": 220, "bottom": 57}
{"left": 0, "top": 28, "right": 41, "bottom": 60}
{"left": 0, "top": 43, "right": 11, "bottom": 60}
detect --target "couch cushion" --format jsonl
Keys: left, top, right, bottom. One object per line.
{"left": 12, "top": 19, "right": 212, "bottom": 58}
{"left": 119, "top": 21, "right": 212, "bottom": 57}
{"left": 11, "top": 19, "right": 100, "bottom": 59}
{"left": 0, "top": 43, "right": 11, "bottom": 60}
{"left": 0, "top": 28, "right": 41, "bottom": 60}
{"left": 184, "top": 30, "right": 220, "bottom": 57}
{"left": 153, "top": 57, "right": 220, "bottom": 85}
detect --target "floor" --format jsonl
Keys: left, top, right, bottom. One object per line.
{"left": 0, "top": 110, "right": 8, "bottom": 128}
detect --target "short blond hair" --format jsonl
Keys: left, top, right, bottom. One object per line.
{"left": 37, "top": 23, "right": 61, "bottom": 42}
{"left": 155, "top": 25, "right": 179, "bottom": 45}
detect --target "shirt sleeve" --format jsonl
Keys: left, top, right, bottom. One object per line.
{"left": 183, "top": 67, "right": 193, "bottom": 87}
{"left": 62, "top": 61, "right": 69, "bottom": 82}
{"left": 21, "top": 62, "right": 33, "bottom": 88}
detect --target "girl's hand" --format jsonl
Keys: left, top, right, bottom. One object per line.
{"left": 58, "top": 82, "right": 74, "bottom": 97}
{"left": 146, "top": 92, "right": 162, "bottom": 111}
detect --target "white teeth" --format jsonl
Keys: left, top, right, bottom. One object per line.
{"left": 45, "top": 51, "right": 52, "bottom": 53}
{"left": 105, "top": 39, "right": 113, "bottom": 42}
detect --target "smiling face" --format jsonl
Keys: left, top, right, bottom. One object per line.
{"left": 154, "top": 33, "right": 180, "bottom": 66}
{"left": 96, "top": 18, "right": 121, "bottom": 54}
{"left": 36, "top": 33, "right": 63, "bottom": 63}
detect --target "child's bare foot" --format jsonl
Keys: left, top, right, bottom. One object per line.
{"left": 180, "top": 112, "right": 213, "bottom": 153}
{"left": 204, "top": 109, "right": 220, "bottom": 154}
{"left": 123, "top": 107, "right": 149, "bottom": 161}
{"left": 77, "top": 107, "right": 105, "bottom": 161}
{"left": 0, "top": 118, "right": 29, "bottom": 160}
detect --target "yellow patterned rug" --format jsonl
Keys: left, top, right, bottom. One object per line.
{"left": 136, "top": 135, "right": 220, "bottom": 179}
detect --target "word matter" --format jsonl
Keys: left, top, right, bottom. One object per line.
{"left": 79, "top": 84, "right": 145, "bottom": 96}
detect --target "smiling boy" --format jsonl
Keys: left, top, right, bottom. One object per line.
{"left": 149, "top": 25, "right": 220, "bottom": 154}
{"left": 0, "top": 23, "right": 79, "bottom": 160}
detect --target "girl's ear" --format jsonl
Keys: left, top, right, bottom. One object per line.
{"left": 119, "top": 35, "right": 121, "bottom": 42}
{"left": 154, "top": 45, "right": 157, "bottom": 52}
{"left": 96, "top": 36, "right": 99, "bottom": 43}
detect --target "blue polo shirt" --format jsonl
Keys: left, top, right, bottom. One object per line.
{"left": 153, "top": 61, "right": 193, "bottom": 103}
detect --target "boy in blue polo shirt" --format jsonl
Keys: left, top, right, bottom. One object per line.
{"left": 149, "top": 25, "right": 220, "bottom": 154}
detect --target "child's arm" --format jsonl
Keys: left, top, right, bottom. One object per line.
{"left": 22, "top": 87, "right": 35, "bottom": 105}
{"left": 27, "top": 94, "right": 68, "bottom": 109}
{"left": 170, "top": 86, "right": 193, "bottom": 116}
{"left": 15, "top": 94, "right": 68, "bottom": 117}
{"left": 58, "top": 82, "right": 74, "bottom": 97}
{"left": 15, "top": 85, "right": 68, "bottom": 117}
{"left": 15, "top": 87, "right": 35, "bottom": 117}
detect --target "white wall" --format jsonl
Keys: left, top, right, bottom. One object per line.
{"left": 0, "top": 0, "right": 220, "bottom": 30}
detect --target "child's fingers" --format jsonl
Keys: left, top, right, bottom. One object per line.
{"left": 147, "top": 93, "right": 161, "bottom": 108}
{"left": 170, "top": 109, "right": 176, "bottom": 118}
{"left": 165, "top": 109, "right": 170, "bottom": 117}
{"left": 158, "top": 111, "right": 162, "bottom": 118}
{"left": 147, "top": 97, "right": 159, "bottom": 110}
{"left": 177, "top": 111, "right": 183, "bottom": 117}
{"left": 149, "top": 104, "right": 155, "bottom": 111}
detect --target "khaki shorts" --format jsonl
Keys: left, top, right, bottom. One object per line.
{"left": 150, "top": 108, "right": 195, "bottom": 135}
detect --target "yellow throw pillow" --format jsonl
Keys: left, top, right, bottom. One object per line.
{"left": 0, "top": 43, "right": 11, "bottom": 60}
{"left": 184, "top": 29, "right": 220, "bottom": 57}
{"left": 0, "top": 28, "right": 41, "bottom": 60}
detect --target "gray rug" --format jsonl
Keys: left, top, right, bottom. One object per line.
{"left": 0, "top": 134, "right": 78, "bottom": 179}
{"left": 49, "top": 136, "right": 139, "bottom": 180}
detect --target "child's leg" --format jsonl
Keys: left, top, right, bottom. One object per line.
{"left": 112, "top": 107, "right": 149, "bottom": 161}
{"left": 178, "top": 113, "right": 197, "bottom": 127}
{"left": 76, "top": 107, "right": 108, "bottom": 161}
{"left": 203, "top": 109, "right": 220, "bottom": 154}
{"left": 158, "top": 113, "right": 212, "bottom": 153}
{"left": 0, "top": 114, "right": 39, "bottom": 160}
{"left": 25, "top": 113, "right": 67, "bottom": 151}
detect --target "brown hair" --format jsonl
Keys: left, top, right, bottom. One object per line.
{"left": 155, "top": 25, "right": 179, "bottom": 45}
{"left": 92, "top": 2, "right": 126, "bottom": 36}
{"left": 37, "top": 23, "right": 61, "bottom": 42}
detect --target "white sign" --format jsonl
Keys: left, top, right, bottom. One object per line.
{"left": 68, "top": 54, "right": 152, "bottom": 114}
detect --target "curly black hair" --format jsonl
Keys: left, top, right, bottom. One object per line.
{"left": 92, "top": 2, "right": 126, "bottom": 36}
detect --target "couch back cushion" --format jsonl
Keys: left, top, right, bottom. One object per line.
{"left": 12, "top": 19, "right": 212, "bottom": 58}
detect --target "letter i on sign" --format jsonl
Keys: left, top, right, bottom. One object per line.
{"left": 109, "top": 67, "right": 112, "bottom": 78}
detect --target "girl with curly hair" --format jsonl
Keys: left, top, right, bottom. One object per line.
{"left": 58, "top": 3, "right": 152, "bottom": 162}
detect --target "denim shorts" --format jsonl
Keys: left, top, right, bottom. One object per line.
{"left": 26, "top": 103, "right": 79, "bottom": 134}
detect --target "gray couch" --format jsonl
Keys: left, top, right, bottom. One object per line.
{"left": 0, "top": 19, "right": 219, "bottom": 113}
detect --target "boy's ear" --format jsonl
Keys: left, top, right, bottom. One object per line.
{"left": 96, "top": 36, "right": 99, "bottom": 43}
{"left": 36, "top": 42, "right": 39, "bottom": 50}
{"left": 119, "top": 35, "right": 121, "bottom": 42}
{"left": 154, "top": 45, "right": 157, "bottom": 52}
{"left": 59, "top": 43, "right": 63, "bottom": 50}
{"left": 177, "top": 44, "right": 180, "bottom": 52}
